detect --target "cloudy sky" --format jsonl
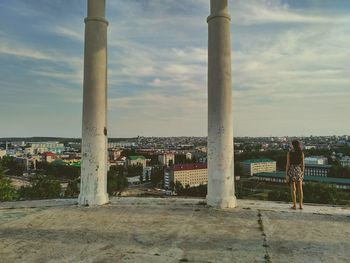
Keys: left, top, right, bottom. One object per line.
{"left": 1, "top": 0, "right": 350, "bottom": 138}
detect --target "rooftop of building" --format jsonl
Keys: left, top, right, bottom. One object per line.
{"left": 160, "top": 153, "right": 175, "bottom": 156}
{"left": 0, "top": 197, "right": 349, "bottom": 263}
{"left": 241, "top": 158, "right": 275, "bottom": 164}
{"left": 128, "top": 155, "right": 146, "bottom": 160}
{"left": 304, "top": 156, "right": 327, "bottom": 159}
{"left": 304, "top": 164, "right": 332, "bottom": 168}
{"left": 173, "top": 163, "right": 207, "bottom": 171}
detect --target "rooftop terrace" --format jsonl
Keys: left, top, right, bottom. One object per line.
{"left": 0, "top": 198, "right": 349, "bottom": 263}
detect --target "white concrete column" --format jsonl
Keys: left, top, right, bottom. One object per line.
{"left": 79, "top": 0, "right": 109, "bottom": 206}
{"left": 207, "top": 0, "right": 236, "bottom": 208}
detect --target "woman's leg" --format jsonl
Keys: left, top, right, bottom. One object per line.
{"left": 298, "top": 180, "right": 303, "bottom": 209}
{"left": 291, "top": 181, "right": 296, "bottom": 209}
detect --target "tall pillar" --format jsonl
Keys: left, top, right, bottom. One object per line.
{"left": 207, "top": 0, "right": 236, "bottom": 208}
{"left": 79, "top": 0, "right": 109, "bottom": 206}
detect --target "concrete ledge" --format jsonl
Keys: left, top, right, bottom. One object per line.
{"left": 2, "top": 197, "right": 348, "bottom": 216}
{"left": 0, "top": 197, "right": 349, "bottom": 262}
{"left": 0, "top": 199, "right": 78, "bottom": 209}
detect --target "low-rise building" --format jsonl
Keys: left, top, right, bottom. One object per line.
{"left": 108, "top": 149, "right": 122, "bottom": 161}
{"left": 42, "top": 152, "right": 57, "bottom": 163}
{"left": 185, "top": 152, "right": 192, "bottom": 160}
{"left": 304, "top": 156, "right": 328, "bottom": 165}
{"left": 158, "top": 153, "right": 175, "bottom": 167}
{"left": 254, "top": 171, "right": 350, "bottom": 190}
{"left": 26, "top": 142, "right": 64, "bottom": 154}
{"left": 0, "top": 149, "right": 6, "bottom": 159}
{"left": 116, "top": 156, "right": 126, "bottom": 166}
{"left": 192, "top": 152, "right": 207, "bottom": 163}
{"left": 340, "top": 156, "right": 350, "bottom": 167}
{"left": 304, "top": 164, "right": 331, "bottom": 177}
{"left": 164, "top": 163, "right": 208, "bottom": 189}
{"left": 304, "top": 145, "right": 316, "bottom": 150}
{"left": 241, "top": 159, "right": 276, "bottom": 176}
{"left": 126, "top": 156, "right": 146, "bottom": 168}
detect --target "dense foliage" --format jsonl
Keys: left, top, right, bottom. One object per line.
{"left": 36, "top": 161, "right": 80, "bottom": 179}
{"left": 64, "top": 179, "right": 80, "bottom": 198}
{"left": 151, "top": 166, "right": 164, "bottom": 187}
{"left": 329, "top": 164, "right": 350, "bottom": 178}
{"left": 19, "top": 175, "right": 62, "bottom": 199}
{"left": 0, "top": 169, "right": 19, "bottom": 201}
{"left": 107, "top": 166, "right": 128, "bottom": 196}
{"left": 171, "top": 181, "right": 207, "bottom": 197}
{"left": 267, "top": 182, "right": 349, "bottom": 205}
{"left": 303, "top": 182, "right": 349, "bottom": 205}
{"left": 126, "top": 164, "right": 143, "bottom": 177}
{"left": 175, "top": 154, "right": 196, "bottom": 164}
{"left": 0, "top": 156, "right": 25, "bottom": 176}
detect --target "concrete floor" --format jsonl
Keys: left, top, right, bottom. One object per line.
{"left": 0, "top": 198, "right": 349, "bottom": 263}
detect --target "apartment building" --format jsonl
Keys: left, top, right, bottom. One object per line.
{"left": 241, "top": 159, "right": 276, "bottom": 176}
{"left": 164, "top": 163, "right": 207, "bottom": 189}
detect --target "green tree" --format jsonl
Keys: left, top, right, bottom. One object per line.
{"left": 127, "top": 164, "right": 143, "bottom": 177}
{"left": 151, "top": 166, "right": 164, "bottom": 187}
{"left": 36, "top": 161, "right": 80, "bottom": 180}
{"left": 19, "top": 175, "right": 62, "bottom": 200}
{"left": 174, "top": 181, "right": 184, "bottom": 194}
{"left": 107, "top": 166, "right": 128, "bottom": 196}
{"left": 0, "top": 156, "right": 25, "bottom": 176}
{"left": 0, "top": 169, "right": 19, "bottom": 201}
{"left": 329, "top": 164, "right": 350, "bottom": 178}
{"left": 234, "top": 162, "right": 244, "bottom": 177}
{"left": 303, "top": 182, "right": 341, "bottom": 204}
{"left": 65, "top": 179, "right": 80, "bottom": 198}
{"left": 121, "top": 149, "right": 137, "bottom": 157}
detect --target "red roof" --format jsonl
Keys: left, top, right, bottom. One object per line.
{"left": 173, "top": 163, "right": 207, "bottom": 171}
{"left": 42, "top": 152, "right": 56, "bottom": 157}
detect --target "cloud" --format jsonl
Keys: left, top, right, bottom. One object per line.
{"left": 231, "top": 0, "right": 345, "bottom": 25}
{"left": 52, "top": 25, "right": 84, "bottom": 42}
{"left": 0, "top": 37, "right": 82, "bottom": 66}
{"left": 0, "top": 42, "right": 53, "bottom": 61}
{"left": 29, "top": 69, "right": 83, "bottom": 85}
{"left": 231, "top": 9, "right": 350, "bottom": 136}
{"left": 1, "top": 0, "right": 350, "bottom": 137}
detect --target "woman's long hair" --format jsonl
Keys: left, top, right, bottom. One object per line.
{"left": 291, "top": 140, "right": 302, "bottom": 162}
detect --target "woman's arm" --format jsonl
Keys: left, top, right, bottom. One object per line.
{"left": 286, "top": 152, "right": 290, "bottom": 173}
{"left": 301, "top": 152, "right": 305, "bottom": 172}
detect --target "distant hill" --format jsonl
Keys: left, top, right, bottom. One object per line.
{"left": 0, "top": 137, "right": 135, "bottom": 143}
{"left": 0, "top": 137, "right": 82, "bottom": 143}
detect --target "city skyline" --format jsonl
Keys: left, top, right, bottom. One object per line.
{"left": 1, "top": 0, "right": 350, "bottom": 137}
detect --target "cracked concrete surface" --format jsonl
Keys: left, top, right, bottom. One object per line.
{"left": 0, "top": 198, "right": 349, "bottom": 263}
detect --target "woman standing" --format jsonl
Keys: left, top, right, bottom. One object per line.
{"left": 286, "top": 140, "right": 304, "bottom": 209}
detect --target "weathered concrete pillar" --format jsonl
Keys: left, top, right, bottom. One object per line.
{"left": 207, "top": 0, "right": 237, "bottom": 208}
{"left": 79, "top": 0, "right": 109, "bottom": 206}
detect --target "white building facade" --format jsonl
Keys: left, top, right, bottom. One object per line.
{"left": 241, "top": 159, "right": 277, "bottom": 176}
{"left": 305, "top": 156, "right": 328, "bottom": 165}
{"left": 158, "top": 153, "right": 175, "bottom": 167}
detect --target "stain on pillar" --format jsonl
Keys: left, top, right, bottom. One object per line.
{"left": 104, "top": 127, "right": 107, "bottom": 136}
